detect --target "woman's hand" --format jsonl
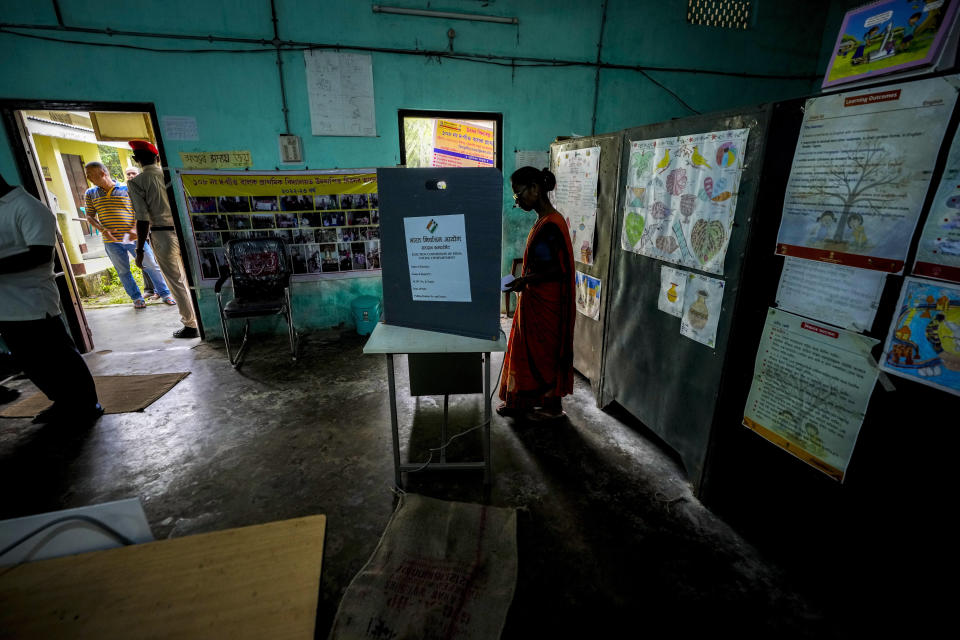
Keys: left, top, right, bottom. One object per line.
{"left": 507, "top": 276, "right": 528, "bottom": 292}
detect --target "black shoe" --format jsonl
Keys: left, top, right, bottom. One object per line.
{"left": 173, "top": 326, "right": 199, "bottom": 338}
{"left": 0, "top": 386, "right": 20, "bottom": 405}
{"left": 32, "top": 402, "right": 103, "bottom": 425}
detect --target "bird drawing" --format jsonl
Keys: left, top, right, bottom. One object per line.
{"left": 690, "top": 146, "right": 711, "bottom": 169}
{"left": 655, "top": 148, "right": 671, "bottom": 174}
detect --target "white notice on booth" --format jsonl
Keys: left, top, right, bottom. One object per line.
{"left": 404, "top": 214, "right": 472, "bottom": 302}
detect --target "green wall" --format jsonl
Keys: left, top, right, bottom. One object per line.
{"left": 0, "top": 0, "right": 833, "bottom": 337}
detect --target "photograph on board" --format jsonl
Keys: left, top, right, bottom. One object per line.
{"left": 315, "top": 194, "right": 338, "bottom": 210}
{"left": 217, "top": 196, "right": 251, "bottom": 213}
{"left": 251, "top": 214, "right": 276, "bottom": 229}
{"left": 276, "top": 213, "right": 298, "bottom": 228}
{"left": 280, "top": 195, "right": 313, "bottom": 211}
{"left": 822, "top": 0, "right": 959, "bottom": 88}
{"left": 253, "top": 196, "right": 279, "bottom": 211}
{"left": 192, "top": 214, "right": 228, "bottom": 231}
{"left": 227, "top": 215, "right": 250, "bottom": 230}
{"left": 194, "top": 231, "right": 222, "bottom": 248}
{"left": 188, "top": 196, "right": 217, "bottom": 213}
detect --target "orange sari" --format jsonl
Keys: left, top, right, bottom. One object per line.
{"left": 499, "top": 211, "right": 576, "bottom": 409}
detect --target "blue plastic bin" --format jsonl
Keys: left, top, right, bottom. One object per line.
{"left": 351, "top": 295, "right": 381, "bottom": 335}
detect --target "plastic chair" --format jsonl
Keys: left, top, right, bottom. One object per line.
{"left": 503, "top": 258, "right": 524, "bottom": 317}
{"left": 214, "top": 238, "right": 298, "bottom": 366}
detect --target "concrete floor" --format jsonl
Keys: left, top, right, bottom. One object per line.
{"left": 0, "top": 305, "right": 847, "bottom": 638}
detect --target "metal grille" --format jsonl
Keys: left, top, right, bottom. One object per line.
{"left": 687, "top": 0, "right": 751, "bottom": 29}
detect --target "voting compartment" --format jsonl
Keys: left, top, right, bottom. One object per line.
{"left": 377, "top": 167, "right": 503, "bottom": 340}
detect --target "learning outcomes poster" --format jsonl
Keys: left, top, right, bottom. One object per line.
{"left": 179, "top": 170, "right": 380, "bottom": 281}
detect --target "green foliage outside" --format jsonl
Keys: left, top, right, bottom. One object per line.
{"left": 403, "top": 118, "right": 435, "bottom": 168}
{"left": 97, "top": 144, "right": 124, "bottom": 182}
{"left": 83, "top": 263, "right": 148, "bottom": 306}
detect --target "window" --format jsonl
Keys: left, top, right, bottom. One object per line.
{"left": 398, "top": 110, "right": 503, "bottom": 170}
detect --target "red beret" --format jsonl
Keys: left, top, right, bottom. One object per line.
{"left": 129, "top": 139, "right": 159, "bottom": 155}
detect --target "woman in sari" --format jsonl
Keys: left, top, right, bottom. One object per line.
{"left": 498, "top": 166, "right": 576, "bottom": 421}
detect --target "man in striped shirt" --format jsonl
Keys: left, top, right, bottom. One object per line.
{"left": 84, "top": 162, "right": 172, "bottom": 309}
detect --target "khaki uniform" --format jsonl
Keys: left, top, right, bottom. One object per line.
{"left": 128, "top": 164, "right": 197, "bottom": 329}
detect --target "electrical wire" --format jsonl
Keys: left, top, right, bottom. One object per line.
{"left": 0, "top": 514, "right": 137, "bottom": 560}
{"left": 639, "top": 70, "right": 701, "bottom": 115}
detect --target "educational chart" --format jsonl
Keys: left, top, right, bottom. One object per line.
{"left": 880, "top": 276, "right": 960, "bottom": 396}
{"left": 822, "top": 0, "right": 959, "bottom": 89}
{"left": 575, "top": 271, "right": 602, "bottom": 320}
{"left": 776, "top": 76, "right": 959, "bottom": 273}
{"left": 431, "top": 120, "right": 495, "bottom": 168}
{"left": 776, "top": 257, "right": 886, "bottom": 332}
{"left": 914, "top": 124, "right": 960, "bottom": 283}
{"left": 621, "top": 128, "right": 750, "bottom": 275}
{"left": 743, "top": 308, "right": 881, "bottom": 482}
{"left": 553, "top": 147, "right": 601, "bottom": 264}
{"left": 179, "top": 171, "right": 379, "bottom": 281}
{"left": 304, "top": 51, "right": 376, "bottom": 137}
{"left": 658, "top": 265, "right": 687, "bottom": 317}
{"left": 403, "top": 214, "right": 471, "bottom": 302}
{"left": 680, "top": 272, "right": 724, "bottom": 347}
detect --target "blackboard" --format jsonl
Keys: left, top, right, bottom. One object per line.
{"left": 378, "top": 167, "right": 503, "bottom": 340}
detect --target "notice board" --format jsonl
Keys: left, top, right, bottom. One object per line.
{"left": 378, "top": 167, "right": 502, "bottom": 340}
{"left": 601, "top": 105, "right": 772, "bottom": 489}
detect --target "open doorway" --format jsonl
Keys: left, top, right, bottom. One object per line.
{"left": 1, "top": 100, "right": 203, "bottom": 352}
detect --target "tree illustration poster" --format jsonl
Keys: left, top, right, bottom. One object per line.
{"left": 914, "top": 124, "right": 960, "bottom": 283}
{"left": 880, "top": 276, "right": 960, "bottom": 396}
{"left": 621, "top": 128, "right": 750, "bottom": 275}
{"left": 679, "top": 272, "right": 724, "bottom": 347}
{"left": 776, "top": 76, "right": 959, "bottom": 273}
{"left": 743, "top": 308, "right": 880, "bottom": 482}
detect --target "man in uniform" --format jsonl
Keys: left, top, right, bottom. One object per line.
{"left": 127, "top": 140, "right": 199, "bottom": 338}
{"left": 0, "top": 172, "right": 103, "bottom": 425}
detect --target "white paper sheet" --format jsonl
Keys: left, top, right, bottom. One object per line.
{"left": 575, "top": 271, "right": 601, "bottom": 320}
{"left": 403, "top": 214, "right": 471, "bottom": 302}
{"left": 160, "top": 115, "right": 199, "bottom": 141}
{"left": 658, "top": 265, "right": 688, "bottom": 317}
{"left": 914, "top": 123, "right": 960, "bottom": 283}
{"left": 552, "top": 147, "right": 600, "bottom": 265}
{"left": 775, "top": 76, "right": 959, "bottom": 273}
{"left": 515, "top": 150, "right": 549, "bottom": 172}
{"left": 743, "top": 308, "right": 880, "bottom": 482}
{"left": 775, "top": 257, "right": 886, "bottom": 332}
{"left": 680, "top": 272, "right": 724, "bottom": 347}
{"left": 621, "top": 128, "right": 750, "bottom": 275}
{"left": 304, "top": 51, "right": 376, "bottom": 137}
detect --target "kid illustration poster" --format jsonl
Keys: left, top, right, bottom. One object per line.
{"left": 823, "top": 0, "right": 959, "bottom": 88}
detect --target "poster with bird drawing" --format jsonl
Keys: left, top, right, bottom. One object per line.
{"left": 621, "top": 128, "right": 750, "bottom": 275}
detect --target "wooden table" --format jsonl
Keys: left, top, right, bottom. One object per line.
{"left": 0, "top": 515, "right": 326, "bottom": 639}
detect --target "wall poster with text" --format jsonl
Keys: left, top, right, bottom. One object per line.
{"left": 775, "top": 76, "right": 959, "bottom": 273}
{"left": 913, "top": 123, "right": 960, "bottom": 283}
{"left": 553, "top": 147, "right": 601, "bottom": 265}
{"left": 621, "top": 128, "right": 750, "bottom": 275}
{"left": 178, "top": 170, "right": 380, "bottom": 282}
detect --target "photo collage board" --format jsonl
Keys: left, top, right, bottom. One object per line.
{"left": 178, "top": 170, "right": 380, "bottom": 280}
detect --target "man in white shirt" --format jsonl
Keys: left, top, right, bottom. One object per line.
{"left": 0, "top": 172, "right": 103, "bottom": 425}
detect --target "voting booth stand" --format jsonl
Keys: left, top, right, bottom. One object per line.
{"left": 364, "top": 168, "right": 505, "bottom": 487}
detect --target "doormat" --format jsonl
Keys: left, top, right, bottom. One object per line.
{"left": 329, "top": 493, "right": 517, "bottom": 640}
{"left": 0, "top": 373, "right": 190, "bottom": 417}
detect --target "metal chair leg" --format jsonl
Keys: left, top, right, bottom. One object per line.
{"left": 285, "top": 287, "right": 298, "bottom": 361}
{"left": 218, "top": 294, "right": 235, "bottom": 364}
{"left": 231, "top": 319, "right": 251, "bottom": 367}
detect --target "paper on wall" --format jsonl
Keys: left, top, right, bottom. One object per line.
{"left": 775, "top": 76, "right": 959, "bottom": 273}
{"left": 552, "top": 147, "right": 600, "bottom": 265}
{"left": 913, "top": 123, "right": 960, "bottom": 284}
{"left": 304, "top": 51, "right": 376, "bottom": 137}
{"left": 403, "top": 214, "right": 471, "bottom": 302}
{"left": 621, "top": 128, "right": 750, "bottom": 275}
{"left": 515, "top": 150, "right": 549, "bottom": 172}
{"left": 161, "top": 116, "right": 198, "bottom": 141}
{"left": 775, "top": 257, "right": 886, "bottom": 332}
{"left": 879, "top": 276, "right": 960, "bottom": 397}
{"left": 575, "top": 271, "right": 601, "bottom": 320}
{"left": 743, "top": 308, "right": 880, "bottom": 482}
{"left": 658, "top": 265, "right": 687, "bottom": 317}
{"left": 679, "top": 272, "right": 724, "bottom": 347}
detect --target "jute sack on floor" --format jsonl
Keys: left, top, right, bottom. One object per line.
{"left": 329, "top": 493, "right": 517, "bottom": 640}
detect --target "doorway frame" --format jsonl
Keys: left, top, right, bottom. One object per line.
{"left": 1, "top": 98, "right": 205, "bottom": 346}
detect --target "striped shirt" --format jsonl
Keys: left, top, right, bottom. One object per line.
{"left": 84, "top": 183, "right": 136, "bottom": 243}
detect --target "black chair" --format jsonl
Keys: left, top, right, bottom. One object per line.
{"left": 214, "top": 238, "right": 298, "bottom": 366}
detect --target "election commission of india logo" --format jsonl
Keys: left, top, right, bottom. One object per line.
{"left": 426, "top": 219, "right": 438, "bottom": 234}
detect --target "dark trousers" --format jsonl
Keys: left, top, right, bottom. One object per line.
{"left": 0, "top": 314, "right": 98, "bottom": 408}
